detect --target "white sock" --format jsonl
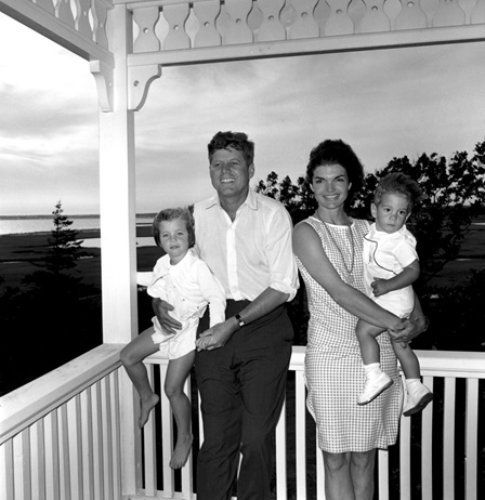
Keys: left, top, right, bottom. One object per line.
{"left": 363, "top": 363, "right": 382, "bottom": 379}
{"left": 405, "top": 378, "right": 421, "bottom": 395}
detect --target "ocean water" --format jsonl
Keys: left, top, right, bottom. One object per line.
{"left": 0, "top": 215, "right": 157, "bottom": 248}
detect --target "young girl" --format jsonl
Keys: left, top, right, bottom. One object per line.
{"left": 356, "top": 173, "right": 433, "bottom": 416}
{"left": 120, "top": 207, "right": 226, "bottom": 469}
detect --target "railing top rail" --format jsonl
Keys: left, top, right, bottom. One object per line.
{"left": 0, "top": 343, "right": 123, "bottom": 445}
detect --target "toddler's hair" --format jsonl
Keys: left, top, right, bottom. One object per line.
{"left": 152, "top": 207, "right": 195, "bottom": 248}
{"left": 374, "top": 172, "right": 422, "bottom": 210}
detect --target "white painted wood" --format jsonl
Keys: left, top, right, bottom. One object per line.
{"left": 92, "top": 381, "right": 105, "bottom": 499}
{"left": 133, "top": 5, "right": 161, "bottom": 52}
{"left": 295, "top": 370, "right": 307, "bottom": 499}
{"left": 98, "top": 6, "right": 141, "bottom": 495}
{"left": 421, "top": 376, "right": 434, "bottom": 500}
{"left": 159, "top": 359, "right": 174, "bottom": 496}
{"left": 109, "top": 371, "right": 122, "bottom": 499}
{"left": 315, "top": 438, "right": 325, "bottom": 500}
{"left": 30, "top": 420, "right": 46, "bottom": 500}
{"left": 37, "top": 0, "right": 55, "bottom": 15}
{"left": 325, "top": 0, "right": 355, "bottom": 35}
{"left": 399, "top": 413, "right": 411, "bottom": 500}
{"left": 56, "top": 0, "right": 76, "bottom": 27}
{"left": 80, "top": 388, "right": 95, "bottom": 500}
{"left": 181, "top": 375, "right": 194, "bottom": 497}
{"left": 377, "top": 449, "right": 389, "bottom": 500}
{"left": 77, "top": 0, "right": 93, "bottom": 38}
{"left": 0, "top": 439, "right": 14, "bottom": 500}
{"left": 128, "top": 64, "right": 162, "bottom": 110}
{"left": 395, "top": 0, "right": 428, "bottom": 30}
{"left": 101, "top": 377, "right": 114, "bottom": 499}
{"left": 128, "top": 24, "right": 485, "bottom": 67}
{"left": 223, "top": 0, "right": 253, "bottom": 44}
{"left": 472, "top": 0, "right": 485, "bottom": 23}
{"left": 13, "top": 429, "right": 31, "bottom": 500}
{"left": 0, "top": 344, "right": 122, "bottom": 445}
{"left": 275, "top": 398, "right": 287, "bottom": 500}
{"left": 193, "top": 0, "right": 222, "bottom": 46}
{"left": 92, "top": 0, "right": 111, "bottom": 48}
{"left": 163, "top": 2, "right": 191, "bottom": 49}
{"left": 58, "top": 405, "right": 71, "bottom": 500}
{"left": 359, "top": 0, "right": 390, "bottom": 33}
{"left": 0, "top": 0, "right": 110, "bottom": 64}
{"left": 443, "top": 377, "right": 456, "bottom": 500}
{"left": 143, "top": 366, "right": 158, "bottom": 496}
{"left": 44, "top": 412, "right": 60, "bottom": 500}
{"left": 255, "top": 0, "right": 286, "bottom": 42}
{"left": 465, "top": 378, "right": 478, "bottom": 500}
{"left": 288, "top": 0, "right": 319, "bottom": 39}
{"left": 198, "top": 389, "right": 204, "bottom": 445}
{"left": 433, "top": 0, "right": 466, "bottom": 26}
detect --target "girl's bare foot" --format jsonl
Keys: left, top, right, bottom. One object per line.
{"left": 169, "top": 434, "right": 193, "bottom": 469}
{"left": 138, "top": 393, "right": 159, "bottom": 428}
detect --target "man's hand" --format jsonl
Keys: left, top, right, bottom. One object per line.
{"left": 371, "top": 278, "right": 391, "bottom": 297}
{"left": 196, "top": 319, "right": 238, "bottom": 351}
{"left": 152, "top": 298, "right": 182, "bottom": 335}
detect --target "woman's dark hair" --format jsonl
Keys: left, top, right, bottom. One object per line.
{"left": 305, "top": 139, "right": 364, "bottom": 207}
{"left": 152, "top": 207, "right": 195, "bottom": 248}
{"left": 374, "top": 172, "right": 422, "bottom": 210}
{"left": 208, "top": 131, "right": 254, "bottom": 166}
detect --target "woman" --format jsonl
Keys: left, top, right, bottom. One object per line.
{"left": 293, "top": 139, "right": 426, "bottom": 499}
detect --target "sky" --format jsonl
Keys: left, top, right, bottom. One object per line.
{"left": 1, "top": 12, "right": 485, "bottom": 215}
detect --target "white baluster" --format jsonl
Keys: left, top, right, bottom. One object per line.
{"left": 432, "top": 0, "right": 466, "bottom": 26}
{"left": 193, "top": 0, "right": 222, "bottom": 47}
{"left": 395, "top": 0, "right": 428, "bottom": 30}
{"left": 314, "top": 0, "right": 332, "bottom": 36}
{"left": 471, "top": 0, "right": 485, "bottom": 22}
{"left": 36, "top": 0, "right": 55, "bottom": 15}
{"left": 223, "top": 0, "right": 253, "bottom": 44}
{"left": 56, "top": 0, "right": 75, "bottom": 27}
{"left": 256, "top": 0, "right": 286, "bottom": 42}
{"left": 133, "top": 6, "right": 161, "bottom": 53}
{"left": 77, "top": 0, "right": 93, "bottom": 39}
{"left": 163, "top": 3, "right": 191, "bottom": 50}
{"left": 359, "top": 0, "right": 391, "bottom": 32}
{"left": 92, "top": 0, "right": 109, "bottom": 48}
{"left": 288, "top": 0, "right": 319, "bottom": 39}
{"left": 325, "top": 0, "right": 355, "bottom": 36}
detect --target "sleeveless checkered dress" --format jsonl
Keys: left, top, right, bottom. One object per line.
{"left": 297, "top": 216, "right": 403, "bottom": 452}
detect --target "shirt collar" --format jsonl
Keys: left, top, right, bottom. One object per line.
{"left": 203, "top": 188, "right": 259, "bottom": 211}
{"left": 368, "top": 222, "right": 408, "bottom": 240}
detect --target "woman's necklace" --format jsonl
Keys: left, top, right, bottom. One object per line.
{"left": 315, "top": 212, "right": 355, "bottom": 278}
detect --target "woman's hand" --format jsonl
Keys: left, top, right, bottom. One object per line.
{"left": 152, "top": 298, "right": 182, "bottom": 334}
{"left": 388, "top": 314, "right": 428, "bottom": 344}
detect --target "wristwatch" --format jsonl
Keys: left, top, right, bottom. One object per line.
{"left": 235, "top": 313, "right": 246, "bottom": 328}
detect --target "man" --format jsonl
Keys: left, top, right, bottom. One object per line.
{"left": 153, "top": 131, "right": 299, "bottom": 500}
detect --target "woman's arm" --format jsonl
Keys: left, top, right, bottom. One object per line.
{"left": 293, "top": 222, "right": 403, "bottom": 331}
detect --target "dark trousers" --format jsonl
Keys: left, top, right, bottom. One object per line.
{"left": 195, "top": 300, "right": 293, "bottom": 500}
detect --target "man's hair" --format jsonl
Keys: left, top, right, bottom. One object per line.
{"left": 208, "top": 131, "right": 254, "bottom": 166}
{"left": 305, "top": 139, "right": 364, "bottom": 208}
{"left": 152, "top": 207, "right": 195, "bottom": 248}
{"left": 374, "top": 172, "right": 422, "bottom": 210}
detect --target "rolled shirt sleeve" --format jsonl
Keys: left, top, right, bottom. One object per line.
{"left": 195, "top": 261, "right": 227, "bottom": 326}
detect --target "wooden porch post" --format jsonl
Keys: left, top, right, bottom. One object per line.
{"left": 98, "top": 4, "right": 141, "bottom": 497}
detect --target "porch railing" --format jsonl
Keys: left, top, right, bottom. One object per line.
{"left": 0, "top": 344, "right": 124, "bottom": 500}
{"left": 1, "top": 345, "right": 484, "bottom": 499}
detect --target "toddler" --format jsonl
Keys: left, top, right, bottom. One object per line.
{"left": 120, "top": 207, "right": 226, "bottom": 468}
{"left": 356, "top": 173, "right": 432, "bottom": 416}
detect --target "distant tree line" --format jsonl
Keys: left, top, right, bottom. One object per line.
{"left": 257, "top": 138, "right": 485, "bottom": 350}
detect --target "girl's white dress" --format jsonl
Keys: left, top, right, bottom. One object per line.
{"left": 296, "top": 216, "right": 403, "bottom": 452}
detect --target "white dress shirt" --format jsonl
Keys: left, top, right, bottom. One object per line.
{"left": 193, "top": 189, "right": 299, "bottom": 302}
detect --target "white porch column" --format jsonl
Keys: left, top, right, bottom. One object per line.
{"left": 98, "top": 4, "right": 141, "bottom": 497}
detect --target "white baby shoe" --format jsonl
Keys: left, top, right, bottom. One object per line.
{"left": 403, "top": 383, "right": 433, "bottom": 416}
{"left": 357, "top": 372, "right": 393, "bottom": 405}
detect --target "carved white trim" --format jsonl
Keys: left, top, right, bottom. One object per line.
{"left": 90, "top": 59, "right": 114, "bottom": 112}
{"left": 128, "top": 64, "right": 162, "bottom": 110}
